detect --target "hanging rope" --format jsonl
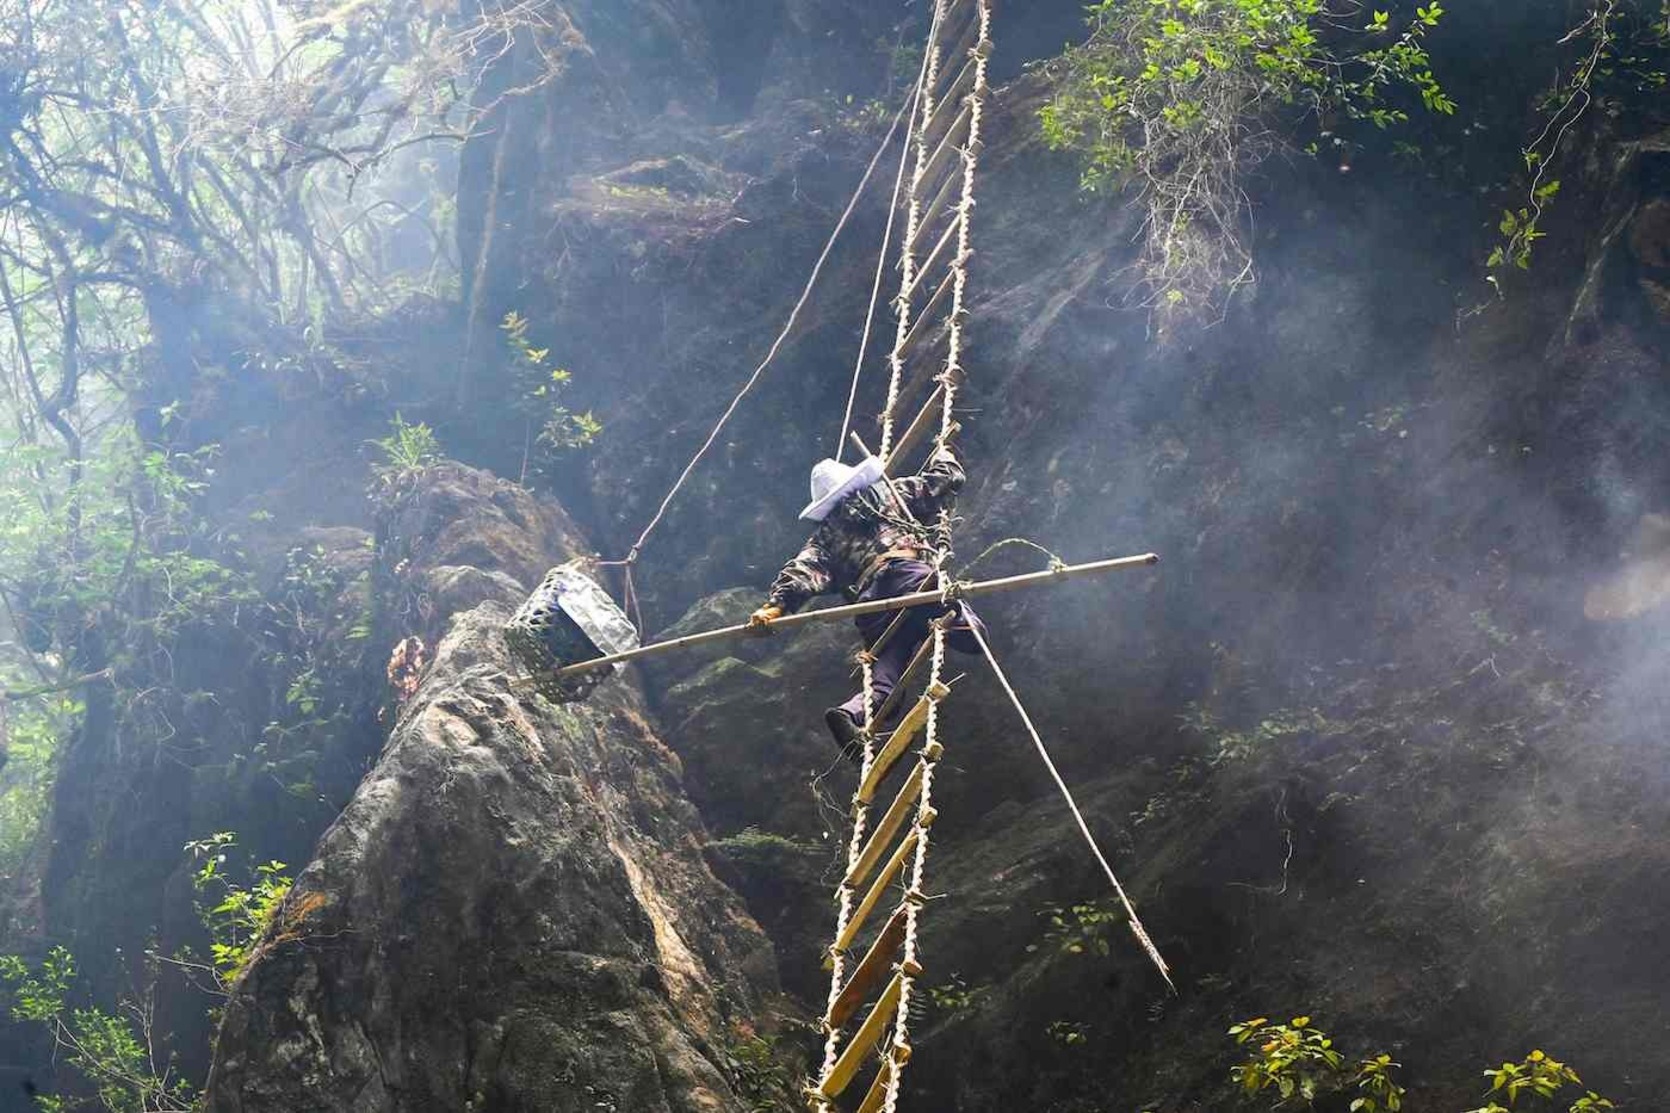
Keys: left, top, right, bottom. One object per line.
{"left": 968, "top": 622, "right": 1175, "bottom": 990}
{"left": 604, "top": 88, "right": 920, "bottom": 574}
{"left": 835, "top": 14, "right": 940, "bottom": 463}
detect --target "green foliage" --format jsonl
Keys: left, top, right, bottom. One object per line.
{"left": 1463, "top": 1050, "right": 1615, "bottom": 1113}
{"left": 1047, "top": 1019, "right": 1092, "bottom": 1047}
{"left": 1229, "top": 1015, "right": 1405, "bottom": 1110}
{"left": 0, "top": 695, "right": 73, "bottom": 875}
{"left": 1487, "top": 178, "right": 1563, "bottom": 273}
{"left": 0, "top": 427, "right": 253, "bottom": 883}
{"left": 926, "top": 972, "right": 988, "bottom": 1016}
{"left": 238, "top": 541, "right": 373, "bottom": 808}
{"left": 0, "top": 433, "right": 252, "bottom": 649}
{"left": 369, "top": 414, "right": 443, "bottom": 482}
{"left": 0, "top": 0, "right": 561, "bottom": 881}
{"left": 1040, "top": 0, "right": 1450, "bottom": 319}
{"left": 722, "top": 1032, "right": 801, "bottom": 1113}
{"left": 1228, "top": 1018, "right": 1615, "bottom": 1113}
{"left": 1183, "top": 706, "right": 1331, "bottom": 764}
{"left": 0, "top": 947, "right": 197, "bottom": 1112}
{"left": 185, "top": 833, "right": 293, "bottom": 991}
{"left": 710, "top": 826, "right": 824, "bottom": 861}
{"left": 501, "top": 311, "right": 600, "bottom": 480}
{"left": 1028, "top": 900, "right": 1124, "bottom": 958}
{"left": 1485, "top": 0, "right": 1669, "bottom": 286}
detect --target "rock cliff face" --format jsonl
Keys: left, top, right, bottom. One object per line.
{"left": 204, "top": 466, "right": 776, "bottom": 1112}
{"left": 430, "top": 1, "right": 1670, "bottom": 1108}
{"left": 17, "top": 2, "right": 1667, "bottom": 1110}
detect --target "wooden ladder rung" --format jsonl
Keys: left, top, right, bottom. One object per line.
{"left": 894, "top": 266, "right": 962, "bottom": 362}
{"left": 935, "top": 2, "right": 984, "bottom": 72}
{"left": 827, "top": 904, "right": 910, "bottom": 1029}
{"left": 921, "top": 53, "right": 979, "bottom": 152}
{"left": 859, "top": 681, "right": 949, "bottom": 804}
{"left": 900, "top": 213, "right": 965, "bottom": 306}
{"left": 817, "top": 972, "right": 905, "bottom": 1099}
{"left": 916, "top": 104, "right": 973, "bottom": 203}
{"left": 906, "top": 151, "right": 966, "bottom": 257}
{"left": 885, "top": 379, "right": 957, "bottom": 475}
{"left": 835, "top": 832, "right": 916, "bottom": 953}
{"left": 846, "top": 763, "right": 924, "bottom": 888}
{"left": 855, "top": 1054, "right": 894, "bottom": 1113}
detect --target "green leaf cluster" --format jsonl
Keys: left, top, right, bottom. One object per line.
{"left": 1048, "top": 1019, "right": 1092, "bottom": 1047}
{"left": 0, "top": 695, "right": 74, "bottom": 875}
{"left": 1182, "top": 704, "right": 1331, "bottom": 764}
{"left": 0, "top": 947, "right": 197, "bottom": 1112}
{"left": 1229, "top": 1015, "right": 1405, "bottom": 1110}
{"left": 1228, "top": 1017, "right": 1616, "bottom": 1113}
{"left": 1028, "top": 900, "right": 1125, "bottom": 958}
{"left": 501, "top": 311, "right": 601, "bottom": 475}
{"left": 926, "top": 972, "right": 988, "bottom": 1016}
{"left": 369, "top": 414, "right": 444, "bottom": 483}
{"left": 722, "top": 1032, "right": 802, "bottom": 1113}
{"left": 1039, "top": 0, "right": 1451, "bottom": 317}
{"left": 1464, "top": 1050, "right": 1615, "bottom": 1113}
{"left": 1484, "top": 0, "right": 1667, "bottom": 285}
{"left": 185, "top": 833, "right": 294, "bottom": 991}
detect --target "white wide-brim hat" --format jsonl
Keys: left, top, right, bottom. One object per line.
{"left": 800, "top": 455, "right": 886, "bottom": 522}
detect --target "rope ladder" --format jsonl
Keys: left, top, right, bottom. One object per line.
{"left": 811, "top": 0, "right": 992, "bottom": 1108}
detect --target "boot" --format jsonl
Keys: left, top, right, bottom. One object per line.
{"left": 823, "top": 707, "right": 865, "bottom": 764}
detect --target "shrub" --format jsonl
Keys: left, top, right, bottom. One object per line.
{"left": 1040, "top": 0, "right": 1451, "bottom": 323}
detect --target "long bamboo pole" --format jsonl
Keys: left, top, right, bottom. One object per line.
{"left": 550, "top": 552, "right": 1158, "bottom": 681}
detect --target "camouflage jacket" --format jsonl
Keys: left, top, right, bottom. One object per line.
{"left": 767, "top": 446, "right": 964, "bottom": 612}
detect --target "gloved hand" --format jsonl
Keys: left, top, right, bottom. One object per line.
{"left": 747, "top": 604, "right": 783, "bottom": 634}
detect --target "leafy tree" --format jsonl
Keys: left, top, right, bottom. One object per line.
{"left": 1230, "top": 1015, "right": 1405, "bottom": 1110}
{"left": 0, "top": 0, "right": 564, "bottom": 890}
{"left": 1039, "top": 0, "right": 1451, "bottom": 323}
{"left": 0, "top": 946, "right": 197, "bottom": 1112}
{"left": 1464, "top": 1050, "right": 1615, "bottom": 1113}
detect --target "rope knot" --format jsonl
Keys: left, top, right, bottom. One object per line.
{"left": 938, "top": 578, "right": 971, "bottom": 605}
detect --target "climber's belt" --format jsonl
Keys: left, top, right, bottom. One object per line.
{"left": 852, "top": 548, "right": 931, "bottom": 598}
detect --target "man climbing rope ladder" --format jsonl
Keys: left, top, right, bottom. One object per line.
{"left": 747, "top": 435, "right": 984, "bottom": 756}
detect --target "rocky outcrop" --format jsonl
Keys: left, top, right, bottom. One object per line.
{"left": 105, "top": 5, "right": 1670, "bottom": 1111}
{"left": 493, "top": 41, "right": 1670, "bottom": 1109}
{"left": 205, "top": 467, "right": 777, "bottom": 1112}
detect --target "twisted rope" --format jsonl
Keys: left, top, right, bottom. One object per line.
{"left": 811, "top": 1, "right": 994, "bottom": 1109}
{"left": 607, "top": 78, "right": 921, "bottom": 576}
{"left": 835, "top": 10, "right": 941, "bottom": 462}
{"left": 881, "top": 7, "right": 989, "bottom": 1107}
{"left": 969, "top": 622, "right": 1175, "bottom": 992}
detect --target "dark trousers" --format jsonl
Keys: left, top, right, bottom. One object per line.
{"left": 838, "top": 559, "right": 985, "bottom": 726}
